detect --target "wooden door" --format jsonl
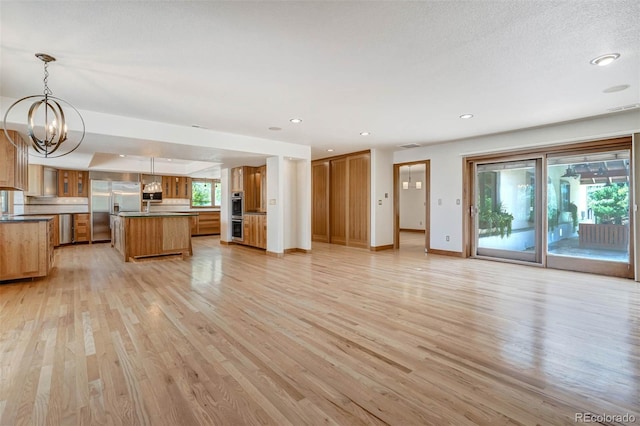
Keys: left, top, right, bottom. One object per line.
{"left": 347, "top": 153, "right": 370, "bottom": 248}
{"left": 330, "top": 158, "right": 347, "bottom": 245}
{"left": 312, "top": 160, "right": 330, "bottom": 242}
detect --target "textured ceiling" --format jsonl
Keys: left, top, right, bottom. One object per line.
{"left": 1, "top": 1, "right": 639, "bottom": 170}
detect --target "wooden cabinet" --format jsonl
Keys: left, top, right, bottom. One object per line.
{"left": 117, "top": 214, "right": 194, "bottom": 262}
{"left": 162, "top": 176, "right": 192, "bottom": 199}
{"left": 312, "top": 160, "right": 330, "bottom": 242}
{"left": 241, "top": 214, "right": 266, "bottom": 249}
{"left": 74, "top": 213, "right": 91, "bottom": 243}
{"left": 312, "top": 151, "right": 370, "bottom": 248}
{"left": 231, "top": 167, "right": 244, "bottom": 192}
{"left": 52, "top": 214, "right": 60, "bottom": 247}
{"left": 190, "top": 212, "right": 221, "bottom": 236}
{"left": 0, "top": 129, "right": 28, "bottom": 191}
{"left": 258, "top": 165, "right": 267, "bottom": 213}
{"left": 194, "top": 211, "right": 220, "bottom": 235}
{"left": 330, "top": 157, "right": 347, "bottom": 245}
{"left": 0, "top": 218, "right": 54, "bottom": 281}
{"left": 235, "top": 165, "right": 267, "bottom": 213}
{"left": 26, "top": 164, "right": 44, "bottom": 196}
{"left": 58, "top": 170, "right": 88, "bottom": 197}
{"left": 76, "top": 171, "right": 89, "bottom": 197}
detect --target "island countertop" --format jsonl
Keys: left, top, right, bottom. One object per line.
{"left": 118, "top": 212, "right": 198, "bottom": 218}
{"left": 0, "top": 215, "right": 54, "bottom": 223}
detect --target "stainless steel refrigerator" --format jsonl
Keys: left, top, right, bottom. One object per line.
{"left": 91, "top": 180, "right": 141, "bottom": 242}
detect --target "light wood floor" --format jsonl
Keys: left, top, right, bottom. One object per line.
{"left": 1, "top": 237, "right": 639, "bottom": 425}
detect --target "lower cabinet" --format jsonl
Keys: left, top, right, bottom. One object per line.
{"left": 0, "top": 219, "right": 54, "bottom": 281}
{"left": 52, "top": 214, "right": 60, "bottom": 247}
{"left": 241, "top": 214, "right": 266, "bottom": 249}
{"left": 74, "top": 213, "right": 91, "bottom": 243}
{"left": 191, "top": 211, "right": 220, "bottom": 236}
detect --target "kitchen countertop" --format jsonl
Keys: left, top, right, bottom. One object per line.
{"left": 244, "top": 211, "right": 267, "bottom": 215}
{"left": 118, "top": 212, "right": 198, "bottom": 218}
{"left": 0, "top": 215, "right": 54, "bottom": 222}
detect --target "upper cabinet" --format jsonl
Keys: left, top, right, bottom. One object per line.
{"left": 162, "top": 176, "right": 192, "bottom": 199}
{"left": 0, "top": 129, "right": 28, "bottom": 191}
{"left": 231, "top": 167, "right": 244, "bottom": 192}
{"left": 58, "top": 170, "right": 89, "bottom": 197}
{"left": 232, "top": 166, "right": 266, "bottom": 212}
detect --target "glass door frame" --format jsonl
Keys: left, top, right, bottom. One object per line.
{"left": 470, "top": 155, "right": 544, "bottom": 265}
{"left": 463, "top": 136, "right": 634, "bottom": 278}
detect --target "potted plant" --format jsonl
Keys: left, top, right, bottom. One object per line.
{"left": 479, "top": 199, "right": 514, "bottom": 238}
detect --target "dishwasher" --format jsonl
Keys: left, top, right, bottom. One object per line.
{"left": 59, "top": 214, "right": 73, "bottom": 244}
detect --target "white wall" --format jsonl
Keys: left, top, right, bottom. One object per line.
{"left": 220, "top": 168, "right": 231, "bottom": 242}
{"left": 283, "top": 159, "right": 298, "bottom": 250}
{"left": 370, "top": 149, "right": 394, "bottom": 248}
{"left": 296, "top": 159, "right": 312, "bottom": 251}
{"left": 266, "top": 156, "right": 284, "bottom": 254}
{"left": 399, "top": 166, "right": 426, "bottom": 230}
{"left": 282, "top": 158, "right": 312, "bottom": 252}
{"left": 393, "top": 110, "right": 640, "bottom": 253}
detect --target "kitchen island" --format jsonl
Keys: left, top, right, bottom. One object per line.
{"left": 0, "top": 215, "right": 55, "bottom": 281}
{"left": 113, "top": 212, "right": 197, "bottom": 262}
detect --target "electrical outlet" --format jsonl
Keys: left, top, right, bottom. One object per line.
{"left": 378, "top": 200, "right": 382, "bottom": 205}
{"left": 456, "top": 199, "right": 460, "bottom": 205}
{"left": 445, "top": 235, "right": 450, "bottom": 242}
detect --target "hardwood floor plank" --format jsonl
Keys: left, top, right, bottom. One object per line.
{"left": 1, "top": 237, "right": 639, "bottom": 425}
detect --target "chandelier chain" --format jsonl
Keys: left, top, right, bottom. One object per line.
{"left": 43, "top": 61, "right": 52, "bottom": 96}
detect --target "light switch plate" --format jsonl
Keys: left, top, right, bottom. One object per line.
{"left": 269, "top": 199, "right": 276, "bottom": 205}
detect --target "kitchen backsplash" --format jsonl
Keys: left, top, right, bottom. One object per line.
{"left": 14, "top": 192, "right": 89, "bottom": 215}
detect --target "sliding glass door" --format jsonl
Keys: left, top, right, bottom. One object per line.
{"left": 546, "top": 149, "right": 631, "bottom": 276}
{"left": 474, "top": 158, "right": 542, "bottom": 263}
{"left": 469, "top": 143, "right": 633, "bottom": 278}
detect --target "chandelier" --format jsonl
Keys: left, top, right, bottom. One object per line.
{"left": 143, "top": 157, "right": 163, "bottom": 194}
{"left": 2, "top": 53, "right": 85, "bottom": 158}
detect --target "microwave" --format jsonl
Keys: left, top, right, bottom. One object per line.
{"left": 142, "top": 192, "right": 162, "bottom": 202}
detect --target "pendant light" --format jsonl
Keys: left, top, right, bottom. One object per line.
{"left": 3, "top": 53, "right": 85, "bottom": 158}
{"left": 402, "top": 165, "right": 423, "bottom": 190}
{"left": 143, "top": 158, "right": 163, "bottom": 193}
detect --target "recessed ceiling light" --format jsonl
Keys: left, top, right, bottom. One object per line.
{"left": 590, "top": 53, "right": 620, "bottom": 66}
{"left": 289, "top": 118, "right": 302, "bottom": 124}
{"left": 167, "top": 159, "right": 172, "bottom": 162}
{"left": 603, "top": 84, "right": 630, "bottom": 93}
{"left": 268, "top": 126, "right": 282, "bottom": 131}
{"left": 360, "top": 132, "right": 370, "bottom": 136}
{"left": 119, "top": 154, "right": 126, "bottom": 157}
{"left": 327, "top": 149, "right": 334, "bottom": 152}
{"left": 459, "top": 114, "right": 474, "bottom": 119}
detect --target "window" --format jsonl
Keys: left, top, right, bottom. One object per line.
{"left": 0, "top": 191, "right": 8, "bottom": 214}
{"left": 191, "top": 179, "right": 221, "bottom": 207}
